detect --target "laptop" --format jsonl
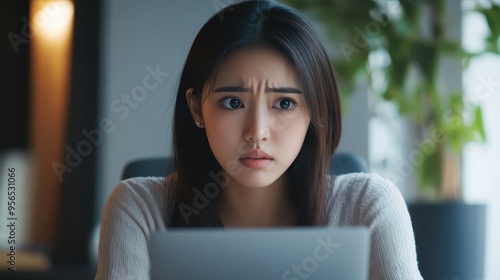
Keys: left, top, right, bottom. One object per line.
{"left": 149, "top": 227, "right": 370, "bottom": 280}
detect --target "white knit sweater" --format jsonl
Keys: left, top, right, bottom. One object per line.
{"left": 95, "top": 172, "right": 423, "bottom": 280}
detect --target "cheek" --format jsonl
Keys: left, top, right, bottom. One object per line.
{"left": 270, "top": 110, "right": 310, "bottom": 138}
{"left": 203, "top": 108, "right": 242, "bottom": 157}
{"left": 277, "top": 116, "right": 309, "bottom": 146}
{"left": 273, "top": 112, "right": 310, "bottom": 158}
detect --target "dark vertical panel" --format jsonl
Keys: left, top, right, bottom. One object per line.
{"left": 55, "top": 0, "right": 101, "bottom": 263}
{"left": 0, "top": 0, "right": 30, "bottom": 151}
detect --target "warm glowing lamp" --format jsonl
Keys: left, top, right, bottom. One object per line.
{"left": 29, "top": 0, "right": 74, "bottom": 253}
{"left": 34, "top": 1, "right": 74, "bottom": 40}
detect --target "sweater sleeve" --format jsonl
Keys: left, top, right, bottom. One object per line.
{"left": 359, "top": 174, "right": 423, "bottom": 280}
{"left": 94, "top": 181, "right": 159, "bottom": 280}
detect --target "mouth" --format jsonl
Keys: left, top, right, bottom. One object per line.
{"left": 239, "top": 149, "right": 272, "bottom": 160}
{"left": 239, "top": 158, "right": 272, "bottom": 169}
{"left": 239, "top": 149, "right": 272, "bottom": 169}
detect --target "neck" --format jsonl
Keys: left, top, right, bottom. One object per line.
{"left": 216, "top": 173, "right": 297, "bottom": 228}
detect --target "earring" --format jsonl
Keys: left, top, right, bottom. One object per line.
{"left": 196, "top": 121, "right": 202, "bottom": 128}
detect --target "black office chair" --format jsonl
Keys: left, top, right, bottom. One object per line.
{"left": 122, "top": 158, "right": 174, "bottom": 180}
{"left": 330, "top": 152, "right": 369, "bottom": 175}
{"left": 121, "top": 152, "right": 368, "bottom": 180}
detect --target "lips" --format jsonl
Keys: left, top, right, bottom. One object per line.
{"left": 239, "top": 150, "right": 273, "bottom": 169}
{"left": 239, "top": 149, "right": 272, "bottom": 160}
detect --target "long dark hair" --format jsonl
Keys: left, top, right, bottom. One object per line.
{"left": 166, "top": 0, "right": 342, "bottom": 227}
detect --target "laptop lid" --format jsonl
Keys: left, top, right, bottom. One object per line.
{"left": 149, "top": 227, "right": 370, "bottom": 280}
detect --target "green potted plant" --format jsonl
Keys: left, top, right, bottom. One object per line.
{"left": 280, "top": 0, "right": 499, "bottom": 278}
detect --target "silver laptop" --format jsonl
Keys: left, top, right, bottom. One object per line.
{"left": 149, "top": 227, "right": 370, "bottom": 280}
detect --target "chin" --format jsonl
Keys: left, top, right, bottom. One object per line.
{"left": 233, "top": 172, "right": 283, "bottom": 189}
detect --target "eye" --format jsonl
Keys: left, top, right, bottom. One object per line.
{"left": 219, "top": 97, "right": 243, "bottom": 109}
{"left": 274, "top": 98, "right": 297, "bottom": 110}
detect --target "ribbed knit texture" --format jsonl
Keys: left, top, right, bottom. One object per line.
{"left": 95, "top": 172, "right": 423, "bottom": 280}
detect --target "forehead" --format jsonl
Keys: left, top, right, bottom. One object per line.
{"left": 213, "top": 47, "right": 300, "bottom": 87}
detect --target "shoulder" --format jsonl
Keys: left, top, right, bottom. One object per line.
{"left": 95, "top": 174, "right": 177, "bottom": 279}
{"left": 327, "top": 173, "right": 422, "bottom": 278}
{"left": 328, "top": 172, "right": 402, "bottom": 202}
{"left": 103, "top": 173, "right": 177, "bottom": 229}
{"left": 327, "top": 172, "right": 407, "bottom": 225}
{"left": 108, "top": 175, "right": 172, "bottom": 205}
{"left": 327, "top": 173, "right": 423, "bottom": 278}
{"left": 334, "top": 172, "right": 402, "bottom": 200}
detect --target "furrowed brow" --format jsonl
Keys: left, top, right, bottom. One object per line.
{"left": 213, "top": 86, "right": 302, "bottom": 94}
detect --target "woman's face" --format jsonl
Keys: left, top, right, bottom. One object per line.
{"left": 200, "top": 47, "right": 310, "bottom": 189}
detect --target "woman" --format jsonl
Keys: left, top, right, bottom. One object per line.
{"left": 95, "top": 1, "right": 423, "bottom": 279}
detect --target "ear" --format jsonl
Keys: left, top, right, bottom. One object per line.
{"left": 185, "top": 88, "right": 204, "bottom": 126}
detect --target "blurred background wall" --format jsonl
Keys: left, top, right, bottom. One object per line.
{"left": 96, "top": 0, "right": 205, "bottom": 221}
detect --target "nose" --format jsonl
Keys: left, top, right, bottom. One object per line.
{"left": 243, "top": 105, "right": 271, "bottom": 143}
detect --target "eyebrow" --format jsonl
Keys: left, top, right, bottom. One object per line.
{"left": 213, "top": 86, "right": 303, "bottom": 94}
